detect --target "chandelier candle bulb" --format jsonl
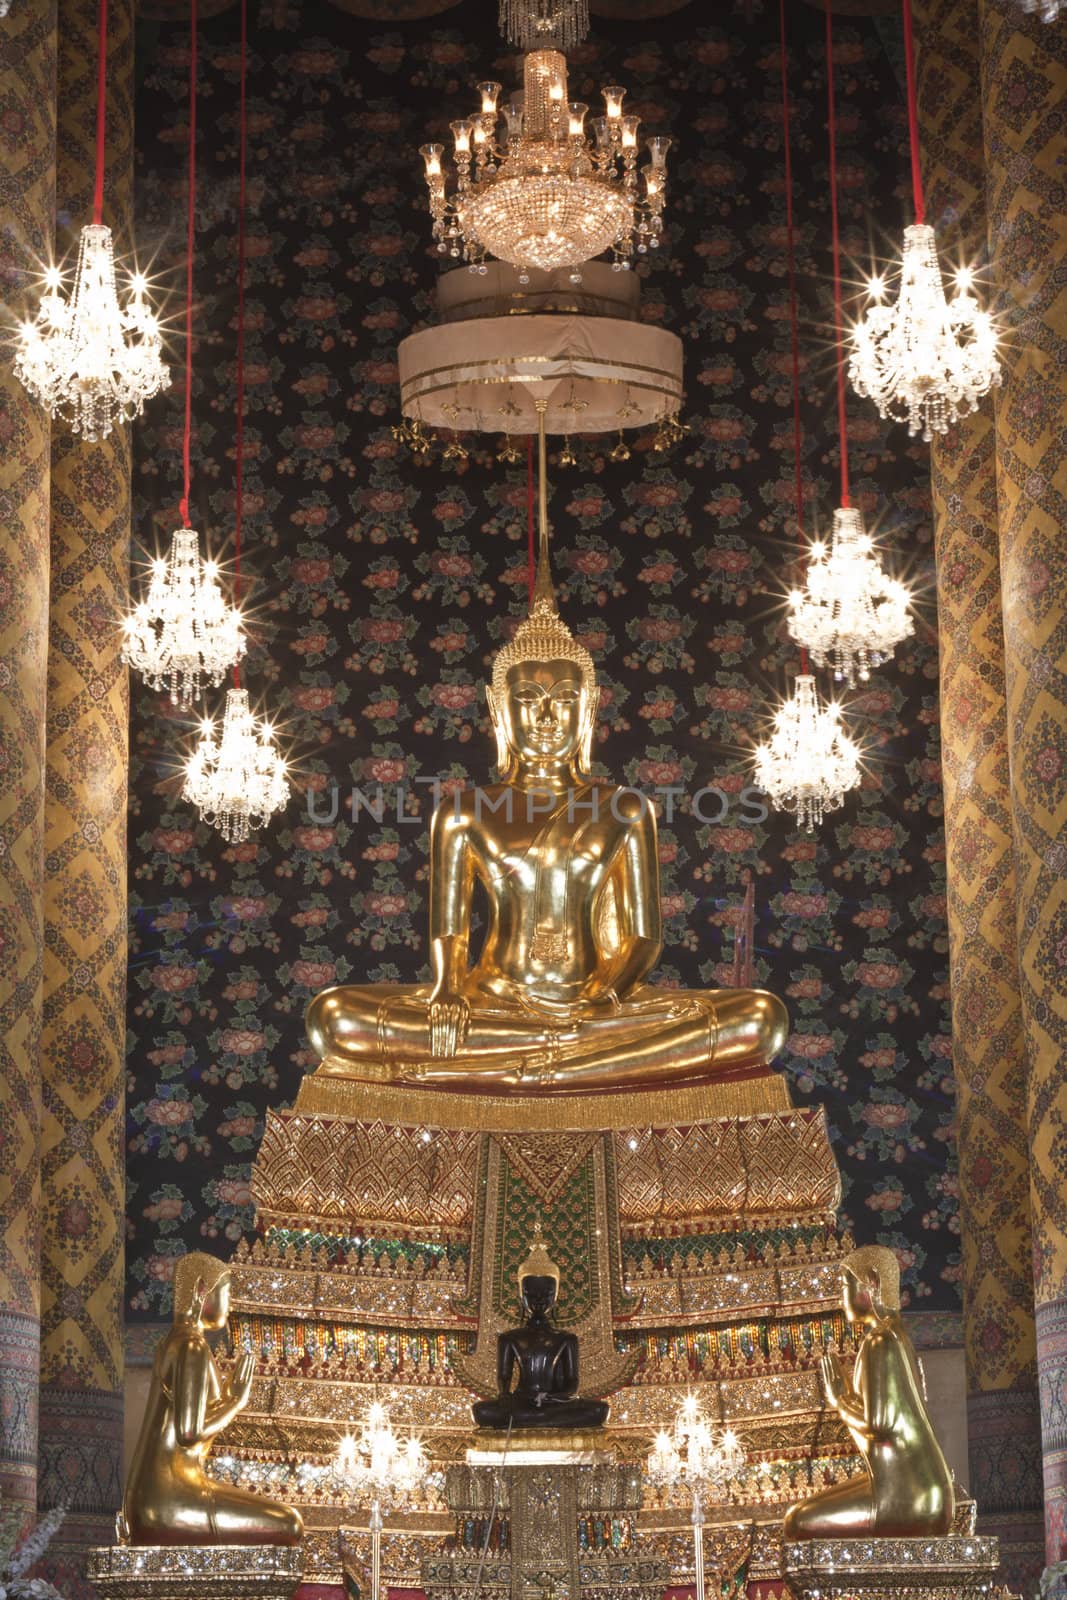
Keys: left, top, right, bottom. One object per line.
{"left": 849, "top": 223, "right": 1001, "bottom": 439}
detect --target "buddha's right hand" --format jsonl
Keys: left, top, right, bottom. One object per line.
{"left": 228, "top": 1350, "right": 255, "bottom": 1404}
{"left": 429, "top": 993, "right": 470, "bottom": 1058}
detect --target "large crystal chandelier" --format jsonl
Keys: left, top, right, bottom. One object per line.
{"left": 788, "top": 507, "right": 912, "bottom": 688}
{"left": 420, "top": 52, "right": 670, "bottom": 276}
{"left": 849, "top": 227, "right": 1000, "bottom": 441}
{"left": 181, "top": 687, "right": 288, "bottom": 844}
{"left": 14, "top": 224, "right": 169, "bottom": 442}
{"left": 754, "top": 676, "right": 861, "bottom": 833}
{"left": 121, "top": 528, "right": 245, "bottom": 708}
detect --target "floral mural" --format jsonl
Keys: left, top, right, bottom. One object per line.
{"left": 126, "top": 0, "right": 958, "bottom": 1317}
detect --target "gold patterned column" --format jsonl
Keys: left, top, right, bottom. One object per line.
{"left": 912, "top": 0, "right": 1043, "bottom": 1582}
{"left": 0, "top": 0, "right": 57, "bottom": 1526}
{"left": 975, "top": 0, "right": 1067, "bottom": 1564}
{"left": 36, "top": 0, "right": 133, "bottom": 1559}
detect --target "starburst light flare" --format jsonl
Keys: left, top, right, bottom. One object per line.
{"left": 13, "top": 226, "right": 170, "bottom": 440}
{"left": 753, "top": 675, "right": 861, "bottom": 833}
{"left": 181, "top": 687, "right": 288, "bottom": 844}
{"left": 788, "top": 506, "right": 913, "bottom": 688}
{"left": 120, "top": 527, "right": 245, "bottom": 708}
{"left": 849, "top": 225, "right": 1000, "bottom": 441}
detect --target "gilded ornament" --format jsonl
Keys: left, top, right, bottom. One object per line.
{"left": 121, "top": 1251, "right": 303, "bottom": 1546}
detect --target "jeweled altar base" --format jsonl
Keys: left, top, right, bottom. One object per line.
{"left": 783, "top": 1533, "right": 1005, "bottom": 1600}
{"left": 85, "top": 1543, "right": 303, "bottom": 1600}
{"left": 416, "top": 1448, "right": 667, "bottom": 1600}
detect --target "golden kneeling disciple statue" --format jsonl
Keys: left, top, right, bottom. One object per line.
{"left": 784, "top": 1246, "right": 954, "bottom": 1540}
{"left": 121, "top": 1252, "right": 303, "bottom": 1546}
{"left": 306, "top": 431, "right": 787, "bottom": 1097}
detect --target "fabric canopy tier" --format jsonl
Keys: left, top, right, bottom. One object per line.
{"left": 397, "top": 262, "right": 684, "bottom": 436}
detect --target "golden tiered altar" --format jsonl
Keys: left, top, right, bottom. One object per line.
{"left": 219, "top": 1068, "right": 868, "bottom": 1588}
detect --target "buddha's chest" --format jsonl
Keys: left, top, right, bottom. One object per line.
{"left": 477, "top": 816, "right": 623, "bottom": 904}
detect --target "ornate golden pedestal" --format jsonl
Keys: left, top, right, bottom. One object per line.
{"left": 221, "top": 1070, "right": 862, "bottom": 1585}
{"left": 783, "top": 1528, "right": 1003, "bottom": 1600}
{"left": 84, "top": 1544, "right": 302, "bottom": 1600}
{"left": 416, "top": 1436, "right": 665, "bottom": 1600}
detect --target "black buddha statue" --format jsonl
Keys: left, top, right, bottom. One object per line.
{"left": 472, "top": 1226, "right": 609, "bottom": 1432}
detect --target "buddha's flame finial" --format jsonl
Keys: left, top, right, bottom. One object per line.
{"left": 489, "top": 399, "right": 596, "bottom": 699}
{"left": 532, "top": 399, "right": 557, "bottom": 616}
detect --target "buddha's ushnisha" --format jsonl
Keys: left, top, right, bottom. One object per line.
{"left": 306, "top": 424, "right": 786, "bottom": 1095}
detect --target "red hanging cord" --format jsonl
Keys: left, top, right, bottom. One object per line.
{"left": 179, "top": 0, "right": 197, "bottom": 527}
{"left": 901, "top": 0, "right": 926, "bottom": 224}
{"left": 825, "top": 0, "right": 850, "bottom": 510}
{"left": 93, "top": 0, "right": 108, "bottom": 225}
{"left": 526, "top": 436, "right": 535, "bottom": 604}
{"left": 233, "top": 0, "right": 247, "bottom": 685}
{"left": 780, "top": 0, "right": 808, "bottom": 674}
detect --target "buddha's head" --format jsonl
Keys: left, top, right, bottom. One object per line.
{"left": 488, "top": 595, "right": 599, "bottom": 777}
{"left": 842, "top": 1245, "right": 900, "bottom": 1324}
{"left": 173, "top": 1250, "right": 231, "bottom": 1331}
{"left": 517, "top": 1222, "right": 561, "bottom": 1319}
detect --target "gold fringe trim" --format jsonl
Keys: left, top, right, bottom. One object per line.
{"left": 293, "top": 1069, "right": 791, "bottom": 1131}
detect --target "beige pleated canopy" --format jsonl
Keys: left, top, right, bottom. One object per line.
{"left": 398, "top": 263, "right": 683, "bottom": 436}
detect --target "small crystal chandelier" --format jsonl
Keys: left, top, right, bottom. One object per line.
{"left": 788, "top": 507, "right": 913, "bottom": 688}
{"left": 754, "top": 675, "right": 861, "bottom": 833}
{"left": 14, "top": 226, "right": 170, "bottom": 441}
{"left": 500, "top": 0, "right": 589, "bottom": 49}
{"left": 420, "top": 55, "right": 670, "bottom": 276}
{"left": 849, "top": 227, "right": 1000, "bottom": 440}
{"left": 181, "top": 687, "right": 288, "bottom": 843}
{"left": 121, "top": 528, "right": 245, "bottom": 708}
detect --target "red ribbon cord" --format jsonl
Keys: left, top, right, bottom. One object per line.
{"left": 901, "top": 0, "right": 926, "bottom": 224}
{"left": 179, "top": 0, "right": 197, "bottom": 527}
{"left": 526, "top": 436, "right": 535, "bottom": 604}
{"left": 825, "top": 0, "right": 850, "bottom": 510}
{"left": 780, "top": 0, "right": 808, "bottom": 675}
{"left": 233, "top": 0, "right": 247, "bottom": 684}
{"left": 93, "top": 0, "right": 108, "bottom": 225}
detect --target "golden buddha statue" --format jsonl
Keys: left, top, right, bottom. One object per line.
{"left": 784, "top": 1246, "right": 955, "bottom": 1539}
{"left": 306, "top": 418, "right": 787, "bottom": 1096}
{"left": 121, "top": 1251, "right": 303, "bottom": 1546}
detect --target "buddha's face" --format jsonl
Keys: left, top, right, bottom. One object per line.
{"left": 498, "top": 659, "right": 589, "bottom": 768}
{"left": 199, "top": 1273, "right": 231, "bottom": 1331}
{"left": 521, "top": 1273, "right": 559, "bottom": 1318}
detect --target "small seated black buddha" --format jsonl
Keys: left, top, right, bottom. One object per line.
{"left": 472, "top": 1225, "right": 609, "bottom": 1432}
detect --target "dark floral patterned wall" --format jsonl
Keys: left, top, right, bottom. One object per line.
{"left": 127, "top": 0, "right": 958, "bottom": 1319}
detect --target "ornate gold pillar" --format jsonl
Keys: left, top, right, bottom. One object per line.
{"left": 0, "top": 0, "right": 57, "bottom": 1526}
{"left": 913, "top": 0, "right": 1043, "bottom": 1581}
{"left": 36, "top": 0, "right": 133, "bottom": 1559}
{"left": 977, "top": 0, "right": 1067, "bottom": 1563}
